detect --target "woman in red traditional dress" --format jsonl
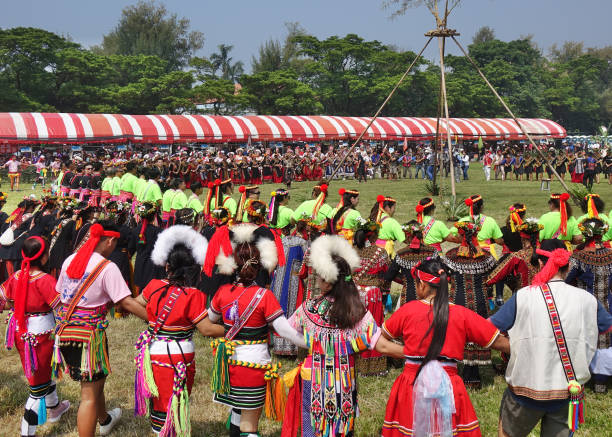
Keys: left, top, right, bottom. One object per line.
{"left": 208, "top": 224, "right": 306, "bottom": 437}
{"left": 1, "top": 237, "right": 71, "bottom": 436}
{"left": 381, "top": 258, "right": 510, "bottom": 437}
{"left": 133, "top": 225, "right": 223, "bottom": 436}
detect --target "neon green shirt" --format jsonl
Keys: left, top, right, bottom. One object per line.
{"left": 170, "top": 190, "right": 188, "bottom": 210}
{"left": 271, "top": 205, "right": 293, "bottom": 229}
{"left": 101, "top": 177, "right": 113, "bottom": 192}
{"left": 111, "top": 177, "right": 122, "bottom": 196}
{"left": 538, "top": 211, "right": 580, "bottom": 241}
{"left": 330, "top": 208, "right": 362, "bottom": 230}
{"left": 577, "top": 213, "right": 611, "bottom": 241}
{"left": 421, "top": 215, "right": 452, "bottom": 245}
{"left": 162, "top": 189, "right": 176, "bottom": 213}
{"left": 140, "top": 180, "right": 163, "bottom": 203}
{"left": 134, "top": 178, "right": 147, "bottom": 200}
{"left": 455, "top": 215, "right": 503, "bottom": 242}
{"left": 187, "top": 194, "right": 204, "bottom": 214}
{"left": 292, "top": 199, "right": 333, "bottom": 226}
{"left": 120, "top": 172, "right": 138, "bottom": 194}
{"left": 378, "top": 213, "right": 406, "bottom": 243}
{"left": 210, "top": 195, "right": 237, "bottom": 216}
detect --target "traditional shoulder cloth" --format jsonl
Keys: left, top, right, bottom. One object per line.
{"left": 51, "top": 259, "right": 110, "bottom": 380}
{"left": 540, "top": 283, "right": 585, "bottom": 433}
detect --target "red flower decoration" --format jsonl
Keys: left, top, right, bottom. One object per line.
{"left": 560, "top": 193, "right": 570, "bottom": 201}
{"left": 377, "top": 195, "right": 385, "bottom": 203}
{"left": 338, "top": 188, "right": 346, "bottom": 196}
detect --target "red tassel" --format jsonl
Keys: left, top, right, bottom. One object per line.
{"left": 271, "top": 228, "right": 286, "bottom": 267}
{"left": 415, "top": 204, "right": 424, "bottom": 224}
{"left": 138, "top": 219, "right": 148, "bottom": 244}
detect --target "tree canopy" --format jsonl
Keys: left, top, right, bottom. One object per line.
{"left": 0, "top": 23, "right": 609, "bottom": 133}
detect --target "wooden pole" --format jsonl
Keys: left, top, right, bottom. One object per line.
{"left": 451, "top": 36, "right": 571, "bottom": 193}
{"left": 438, "top": 35, "right": 457, "bottom": 197}
{"left": 326, "top": 37, "right": 434, "bottom": 183}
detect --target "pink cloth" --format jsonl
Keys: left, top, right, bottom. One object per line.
{"left": 56, "top": 252, "right": 131, "bottom": 308}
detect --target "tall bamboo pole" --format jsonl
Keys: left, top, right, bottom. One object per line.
{"left": 325, "top": 37, "right": 433, "bottom": 183}
{"left": 438, "top": 36, "right": 457, "bottom": 197}
{"left": 451, "top": 36, "right": 570, "bottom": 193}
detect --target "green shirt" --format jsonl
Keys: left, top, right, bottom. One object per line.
{"left": 538, "top": 211, "right": 580, "bottom": 241}
{"left": 120, "top": 172, "right": 138, "bottom": 194}
{"left": 140, "top": 180, "right": 163, "bottom": 203}
{"left": 162, "top": 189, "right": 176, "bottom": 213}
{"left": 210, "top": 195, "right": 237, "bottom": 216}
{"left": 134, "top": 178, "right": 147, "bottom": 200}
{"left": 271, "top": 205, "right": 294, "bottom": 229}
{"left": 330, "top": 208, "right": 362, "bottom": 230}
{"left": 111, "top": 177, "right": 122, "bottom": 196}
{"left": 187, "top": 194, "right": 204, "bottom": 214}
{"left": 421, "top": 215, "right": 452, "bottom": 245}
{"left": 292, "top": 199, "right": 333, "bottom": 226}
{"left": 101, "top": 177, "right": 113, "bottom": 192}
{"left": 577, "top": 213, "right": 612, "bottom": 241}
{"left": 378, "top": 213, "right": 405, "bottom": 243}
{"left": 455, "top": 215, "right": 503, "bottom": 242}
{"left": 170, "top": 190, "right": 188, "bottom": 210}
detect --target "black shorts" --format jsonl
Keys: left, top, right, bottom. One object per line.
{"left": 60, "top": 340, "right": 109, "bottom": 382}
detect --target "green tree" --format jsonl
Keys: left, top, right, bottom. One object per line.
{"left": 209, "top": 44, "right": 243, "bottom": 82}
{"left": 240, "top": 70, "right": 322, "bottom": 114}
{"left": 98, "top": 0, "right": 204, "bottom": 71}
{"left": 472, "top": 26, "right": 495, "bottom": 45}
{"left": 251, "top": 22, "right": 307, "bottom": 73}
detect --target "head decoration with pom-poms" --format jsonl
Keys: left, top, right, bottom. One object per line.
{"left": 309, "top": 235, "right": 360, "bottom": 283}
{"left": 236, "top": 185, "right": 258, "bottom": 222}
{"left": 335, "top": 188, "right": 359, "bottom": 210}
{"left": 454, "top": 221, "right": 484, "bottom": 258}
{"left": 267, "top": 189, "right": 288, "bottom": 224}
{"left": 550, "top": 192, "right": 571, "bottom": 236}
{"left": 376, "top": 195, "right": 396, "bottom": 224}
{"left": 508, "top": 203, "right": 527, "bottom": 232}
{"left": 311, "top": 183, "right": 328, "bottom": 221}
{"left": 585, "top": 193, "right": 600, "bottom": 218}
{"left": 416, "top": 198, "right": 434, "bottom": 224}
{"left": 151, "top": 225, "right": 208, "bottom": 267}
{"left": 464, "top": 194, "right": 482, "bottom": 220}
{"left": 136, "top": 201, "right": 158, "bottom": 245}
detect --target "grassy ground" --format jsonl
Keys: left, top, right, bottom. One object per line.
{"left": 1, "top": 164, "right": 611, "bottom": 436}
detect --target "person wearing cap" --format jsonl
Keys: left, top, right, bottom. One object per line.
{"left": 53, "top": 220, "right": 147, "bottom": 436}
{"left": 382, "top": 258, "right": 509, "bottom": 437}
{"left": 491, "top": 239, "right": 612, "bottom": 437}
{"left": 4, "top": 155, "right": 23, "bottom": 191}
{"left": 538, "top": 193, "right": 582, "bottom": 245}
{"left": 1, "top": 237, "right": 71, "bottom": 436}
{"left": 291, "top": 183, "right": 333, "bottom": 229}
{"left": 415, "top": 197, "right": 460, "bottom": 252}
{"left": 331, "top": 188, "right": 361, "bottom": 242}
{"left": 456, "top": 194, "right": 504, "bottom": 259}
{"left": 566, "top": 218, "right": 612, "bottom": 393}
{"left": 370, "top": 195, "right": 405, "bottom": 257}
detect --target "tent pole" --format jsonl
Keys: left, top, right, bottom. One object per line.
{"left": 325, "top": 37, "right": 434, "bottom": 183}
{"left": 438, "top": 35, "right": 456, "bottom": 198}
{"left": 451, "top": 36, "right": 570, "bottom": 193}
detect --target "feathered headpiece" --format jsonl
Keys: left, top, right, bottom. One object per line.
{"left": 508, "top": 204, "right": 526, "bottom": 232}
{"left": 416, "top": 198, "right": 434, "bottom": 224}
{"left": 309, "top": 235, "right": 360, "bottom": 283}
{"left": 550, "top": 193, "right": 571, "bottom": 236}
{"left": 585, "top": 193, "right": 600, "bottom": 218}
{"left": 151, "top": 225, "right": 208, "bottom": 267}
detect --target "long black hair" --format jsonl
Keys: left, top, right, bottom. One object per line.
{"left": 532, "top": 238, "right": 568, "bottom": 269}
{"left": 418, "top": 197, "right": 436, "bottom": 216}
{"left": 369, "top": 199, "right": 395, "bottom": 221}
{"left": 415, "top": 258, "right": 450, "bottom": 377}
{"left": 323, "top": 255, "right": 366, "bottom": 329}
{"left": 332, "top": 190, "right": 359, "bottom": 230}
{"left": 269, "top": 189, "right": 289, "bottom": 227}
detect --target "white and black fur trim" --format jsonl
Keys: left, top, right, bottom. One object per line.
{"left": 215, "top": 223, "right": 278, "bottom": 274}
{"left": 151, "top": 225, "right": 208, "bottom": 267}
{"left": 310, "top": 235, "right": 360, "bottom": 283}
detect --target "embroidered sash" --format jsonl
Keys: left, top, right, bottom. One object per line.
{"left": 226, "top": 287, "right": 266, "bottom": 340}
{"left": 422, "top": 217, "right": 436, "bottom": 240}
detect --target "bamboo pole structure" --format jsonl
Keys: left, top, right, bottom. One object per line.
{"left": 325, "top": 37, "right": 433, "bottom": 183}
{"left": 437, "top": 33, "right": 457, "bottom": 197}
{"left": 451, "top": 36, "right": 571, "bottom": 193}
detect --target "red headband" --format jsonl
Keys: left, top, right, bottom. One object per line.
{"left": 66, "top": 224, "right": 120, "bottom": 279}
{"left": 410, "top": 263, "right": 444, "bottom": 284}
{"left": 415, "top": 198, "right": 434, "bottom": 224}
{"left": 532, "top": 248, "right": 570, "bottom": 286}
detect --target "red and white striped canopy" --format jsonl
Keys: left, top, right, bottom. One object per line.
{"left": 0, "top": 112, "right": 566, "bottom": 144}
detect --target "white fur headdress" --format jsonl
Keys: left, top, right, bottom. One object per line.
{"left": 151, "top": 225, "right": 208, "bottom": 267}
{"left": 215, "top": 223, "right": 278, "bottom": 275}
{"left": 309, "top": 235, "right": 360, "bottom": 283}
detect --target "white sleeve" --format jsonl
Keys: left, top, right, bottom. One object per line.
{"left": 271, "top": 316, "right": 308, "bottom": 349}
{"left": 207, "top": 309, "right": 221, "bottom": 323}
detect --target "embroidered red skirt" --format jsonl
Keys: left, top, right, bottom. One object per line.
{"left": 382, "top": 363, "right": 481, "bottom": 437}
{"left": 15, "top": 332, "right": 54, "bottom": 386}
{"left": 150, "top": 352, "right": 196, "bottom": 414}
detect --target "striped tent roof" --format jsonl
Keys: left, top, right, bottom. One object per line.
{"left": 0, "top": 112, "right": 566, "bottom": 144}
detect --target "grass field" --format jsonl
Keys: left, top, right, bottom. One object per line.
{"left": 1, "top": 164, "right": 611, "bottom": 436}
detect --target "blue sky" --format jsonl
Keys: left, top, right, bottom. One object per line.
{"left": 2, "top": 0, "right": 611, "bottom": 71}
